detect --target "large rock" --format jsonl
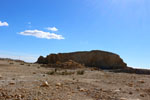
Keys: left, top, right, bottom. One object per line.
{"left": 47, "top": 60, "right": 85, "bottom": 69}
{"left": 36, "top": 50, "right": 127, "bottom": 69}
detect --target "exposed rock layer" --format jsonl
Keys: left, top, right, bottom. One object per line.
{"left": 112, "top": 67, "right": 150, "bottom": 75}
{"left": 37, "top": 50, "right": 127, "bottom": 69}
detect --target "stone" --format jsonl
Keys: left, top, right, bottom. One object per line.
{"left": 36, "top": 50, "right": 150, "bottom": 75}
{"left": 138, "top": 80, "right": 145, "bottom": 83}
{"left": 0, "top": 75, "right": 2, "bottom": 78}
{"left": 41, "top": 81, "right": 49, "bottom": 87}
{"left": 129, "top": 91, "right": 133, "bottom": 95}
{"left": 9, "top": 81, "right": 15, "bottom": 85}
{"left": 114, "top": 89, "right": 120, "bottom": 92}
{"left": 120, "top": 98, "right": 128, "bottom": 100}
{"left": 37, "top": 50, "right": 127, "bottom": 69}
{"left": 127, "top": 83, "right": 133, "bottom": 87}
{"left": 78, "top": 87, "right": 87, "bottom": 92}
{"left": 140, "top": 94, "right": 145, "bottom": 97}
{"left": 56, "top": 83, "right": 62, "bottom": 86}
{"left": 79, "top": 88, "right": 86, "bottom": 92}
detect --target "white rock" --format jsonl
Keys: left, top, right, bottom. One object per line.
{"left": 41, "top": 81, "right": 49, "bottom": 87}
{"left": 114, "top": 89, "right": 120, "bottom": 92}
{"left": 56, "top": 83, "right": 62, "bottom": 86}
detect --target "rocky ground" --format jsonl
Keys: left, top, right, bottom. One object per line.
{"left": 0, "top": 59, "right": 150, "bottom": 100}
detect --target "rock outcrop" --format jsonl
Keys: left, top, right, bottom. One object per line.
{"left": 37, "top": 50, "right": 127, "bottom": 69}
{"left": 45, "top": 60, "right": 85, "bottom": 69}
{"left": 112, "top": 67, "right": 150, "bottom": 75}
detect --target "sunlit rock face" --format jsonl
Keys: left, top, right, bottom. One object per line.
{"left": 37, "top": 50, "right": 127, "bottom": 69}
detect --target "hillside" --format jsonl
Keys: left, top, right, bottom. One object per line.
{"left": 0, "top": 59, "right": 150, "bottom": 100}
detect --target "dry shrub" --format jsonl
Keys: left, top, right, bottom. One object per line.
{"left": 46, "top": 69, "right": 74, "bottom": 75}
{"left": 77, "top": 70, "right": 85, "bottom": 75}
{"left": 20, "top": 63, "right": 24, "bottom": 65}
{"left": 9, "top": 62, "right": 14, "bottom": 64}
{"left": 27, "top": 64, "right": 30, "bottom": 66}
{"left": 60, "top": 70, "right": 74, "bottom": 75}
{"left": 46, "top": 70, "right": 55, "bottom": 75}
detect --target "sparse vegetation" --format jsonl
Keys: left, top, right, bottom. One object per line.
{"left": 46, "top": 69, "right": 74, "bottom": 75}
{"left": 9, "top": 62, "right": 14, "bottom": 64}
{"left": 37, "top": 66, "right": 40, "bottom": 69}
{"left": 20, "top": 63, "right": 24, "bottom": 65}
{"left": 46, "top": 70, "right": 55, "bottom": 75}
{"left": 28, "top": 64, "right": 30, "bottom": 66}
{"left": 60, "top": 70, "right": 74, "bottom": 75}
{"left": 54, "top": 68, "right": 57, "bottom": 72}
{"left": 40, "top": 64, "right": 47, "bottom": 67}
{"left": 91, "top": 67, "right": 99, "bottom": 71}
{"left": 77, "top": 70, "right": 85, "bottom": 75}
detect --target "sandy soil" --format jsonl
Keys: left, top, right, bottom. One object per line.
{"left": 0, "top": 59, "right": 150, "bottom": 100}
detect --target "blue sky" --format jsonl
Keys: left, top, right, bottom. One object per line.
{"left": 0, "top": 0, "right": 150, "bottom": 68}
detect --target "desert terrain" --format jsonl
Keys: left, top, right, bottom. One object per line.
{"left": 0, "top": 59, "right": 150, "bottom": 100}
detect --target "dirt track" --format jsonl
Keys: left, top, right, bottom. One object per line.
{"left": 0, "top": 59, "right": 150, "bottom": 100}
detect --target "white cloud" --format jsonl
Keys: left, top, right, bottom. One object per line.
{"left": 0, "top": 21, "right": 9, "bottom": 27}
{"left": 46, "top": 27, "right": 58, "bottom": 31}
{"left": 28, "top": 22, "right": 31, "bottom": 24}
{"left": 19, "top": 29, "right": 64, "bottom": 40}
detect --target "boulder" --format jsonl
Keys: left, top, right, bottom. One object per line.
{"left": 37, "top": 56, "right": 47, "bottom": 64}
{"left": 36, "top": 50, "right": 127, "bottom": 69}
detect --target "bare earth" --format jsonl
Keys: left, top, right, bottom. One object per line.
{"left": 0, "top": 59, "right": 150, "bottom": 100}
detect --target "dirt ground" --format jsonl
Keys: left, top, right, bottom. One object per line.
{"left": 0, "top": 59, "right": 150, "bottom": 100}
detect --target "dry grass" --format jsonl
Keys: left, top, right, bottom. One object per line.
{"left": 46, "top": 69, "right": 75, "bottom": 75}
{"left": 77, "top": 70, "right": 85, "bottom": 75}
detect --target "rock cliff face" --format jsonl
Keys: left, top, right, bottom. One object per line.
{"left": 37, "top": 50, "right": 127, "bottom": 69}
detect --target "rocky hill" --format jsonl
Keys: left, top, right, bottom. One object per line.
{"left": 36, "top": 50, "right": 127, "bottom": 69}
